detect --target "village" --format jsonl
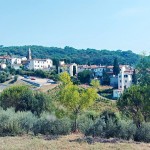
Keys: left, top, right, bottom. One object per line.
{"left": 0, "top": 48, "right": 135, "bottom": 99}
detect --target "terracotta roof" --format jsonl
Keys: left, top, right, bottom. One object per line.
{"left": 60, "top": 63, "right": 77, "bottom": 67}
{"left": 32, "top": 59, "right": 51, "bottom": 61}
{"left": 0, "top": 56, "right": 10, "bottom": 59}
{"left": 78, "top": 65, "right": 106, "bottom": 69}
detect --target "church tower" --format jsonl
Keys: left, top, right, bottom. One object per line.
{"left": 27, "top": 48, "right": 32, "bottom": 60}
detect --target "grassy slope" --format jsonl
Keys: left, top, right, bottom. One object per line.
{"left": 0, "top": 134, "right": 149, "bottom": 150}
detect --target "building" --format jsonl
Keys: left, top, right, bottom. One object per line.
{"left": 113, "top": 66, "right": 133, "bottom": 98}
{"left": 118, "top": 71, "right": 133, "bottom": 90}
{"left": 27, "top": 48, "right": 32, "bottom": 60}
{"left": 12, "top": 64, "right": 22, "bottom": 70}
{"left": 58, "top": 62, "right": 78, "bottom": 76}
{"left": 10, "top": 58, "right": 22, "bottom": 65}
{"left": 77, "top": 65, "right": 106, "bottom": 77}
{"left": 26, "top": 59, "right": 53, "bottom": 70}
{"left": 24, "top": 48, "right": 53, "bottom": 70}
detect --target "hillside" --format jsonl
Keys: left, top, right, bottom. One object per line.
{"left": 0, "top": 45, "right": 139, "bottom": 65}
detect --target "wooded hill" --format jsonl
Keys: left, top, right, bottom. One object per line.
{"left": 0, "top": 45, "right": 140, "bottom": 65}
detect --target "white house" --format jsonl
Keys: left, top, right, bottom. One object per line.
{"left": 77, "top": 65, "right": 106, "bottom": 77}
{"left": 26, "top": 59, "right": 53, "bottom": 70}
{"left": 58, "top": 63, "right": 78, "bottom": 76}
{"left": 118, "top": 72, "right": 132, "bottom": 90}
{"left": 10, "top": 58, "right": 22, "bottom": 65}
{"left": 113, "top": 66, "right": 133, "bottom": 98}
{"left": 8, "top": 58, "right": 22, "bottom": 69}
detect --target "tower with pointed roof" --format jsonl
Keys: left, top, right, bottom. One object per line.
{"left": 27, "top": 48, "right": 32, "bottom": 60}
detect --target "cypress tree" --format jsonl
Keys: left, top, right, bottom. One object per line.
{"left": 113, "top": 58, "right": 120, "bottom": 75}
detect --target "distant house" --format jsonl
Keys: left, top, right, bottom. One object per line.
{"left": 78, "top": 65, "right": 106, "bottom": 77}
{"left": 10, "top": 58, "right": 22, "bottom": 65}
{"left": 58, "top": 62, "right": 78, "bottom": 76}
{"left": 24, "top": 48, "right": 53, "bottom": 70}
{"left": 113, "top": 66, "right": 133, "bottom": 98}
{"left": 26, "top": 59, "right": 53, "bottom": 70}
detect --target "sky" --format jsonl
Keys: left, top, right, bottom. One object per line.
{"left": 0, "top": 0, "right": 150, "bottom": 54}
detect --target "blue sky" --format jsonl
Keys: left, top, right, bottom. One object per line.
{"left": 0, "top": 0, "right": 150, "bottom": 54}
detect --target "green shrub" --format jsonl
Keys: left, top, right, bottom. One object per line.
{"left": 14, "top": 75, "right": 18, "bottom": 82}
{"left": 32, "top": 114, "right": 71, "bottom": 135}
{"left": 0, "top": 85, "right": 53, "bottom": 116}
{"left": 78, "top": 117, "right": 94, "bottom": 133}
{"left": 135, "top": 122, "right": 150, "bottom": 142}
{"left": 117, "top": 120, "right": 136, "bottom": 140}
{"left": 85, "top": 117, "right": 106, "bottom": 137}
{"left": 51, "top": 118, "right": 71, "bottom": 135}
{"left": 17, "top": 111, "right": 37, "bottom": 134}
{"left": 0, "top": 108, "right": 37, "bottom": 136}
{"left": 0, "top": 108, "right": 21, "bottom": 136}
{"left": 85, "top": 111, "right": 137, "bottom": 140}
{"left": 78, "top": 111, "right": 97, "bottom": 133}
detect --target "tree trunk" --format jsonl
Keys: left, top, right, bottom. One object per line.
{"left": 73, "top": 113, "right": 78, "bottom": 133}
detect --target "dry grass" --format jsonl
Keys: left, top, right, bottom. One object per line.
{"left": 0, "top": 134, "right": 150, "bottom": 150}
{"left": 37, "top": 84, "right": 58, "bottom": 93}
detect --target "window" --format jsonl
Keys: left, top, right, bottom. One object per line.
{"left": 124, "top": 75, "right": 128, "bottom": 78}
{"left": 125, "top": 80, "right": 127, "bottom": 83}
{"left": 120, "top": 80, "right": 121, "bottom": 82}
{"left": 120, "top": 86, "right": 122, "bottom": 88}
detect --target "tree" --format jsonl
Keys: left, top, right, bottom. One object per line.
{"left": 0, "top": 85, "right": 53, "bottom": 116}
{"left": 58, "top": 72, "right": 98, "bottom": 132}
{"left": 31, "top": 92, "right": 53, "bottom": 116}
{"left": 0, "top": 71, "right": 10, "bottom": 83}
{"left": 113, "top": 58, "right": 120, "bottom": 75}
{"left": 0, "top": 45, "right": 140, "bottom": 66}
{"left": 59, "top": 72, "right": 72, "bottom": 85}
{"left": 132, "top": 69, "right": 137, "bottom": 84}
{"left": 136, "top": 55, "right": 150, "bottom": 85}
{"left": 117, "top": 85, "right": 150, "bottom": 127}
{"left": 53, "top": 58, "right": 59, "bottom": 74}
{"left": 102, "top": 69, "right": 110, "bottom": 85}
{"left": 77, "top": 70, "right": 92, "bottom": 84}
{"left": 71, "top": 76, "right": 80, "bottom": 85}
{"left": 90, "top": 79, "right": 100, "bottom": 90}
{"left": 0, "top": 85, "right": 34, "bottom": 111}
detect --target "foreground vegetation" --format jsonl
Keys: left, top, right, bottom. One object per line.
{"left": 0, "top": 56, "right": 149, "bottom": 149}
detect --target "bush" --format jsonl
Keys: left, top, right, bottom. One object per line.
{"left": 0, "top": 108, "right": 21, "bottom": 136}
{"left": 117, "top": 120, "right": 136, "bottom": 140}
{"left": 17, "top": 111, "right": 37, "bottom": 134}
{"left": 0, "top": 85, "right": 53, "bottom": 116}
{"left": 78, "top": 111, "right": 98, "bottom": 133}
{"left": 134, "top": 122, "right": 150, "bottom": 142}
{"left": 0, "top": 108, "right": 37, "bottom": 136}
{"left": 14, "top": 75, "right": 18, "bottom": 82}
{"left": 32, "top": 114, "right": 71, "bottom": 135}
{"left": 78, "top": 117, "right": 94, "bottom": 133}
{"left": 85, "top": 111, "right": 136, "bottom": 140}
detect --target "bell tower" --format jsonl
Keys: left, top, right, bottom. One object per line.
{"left": 27, "top": 48, "right": 32, "bottom": 60}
